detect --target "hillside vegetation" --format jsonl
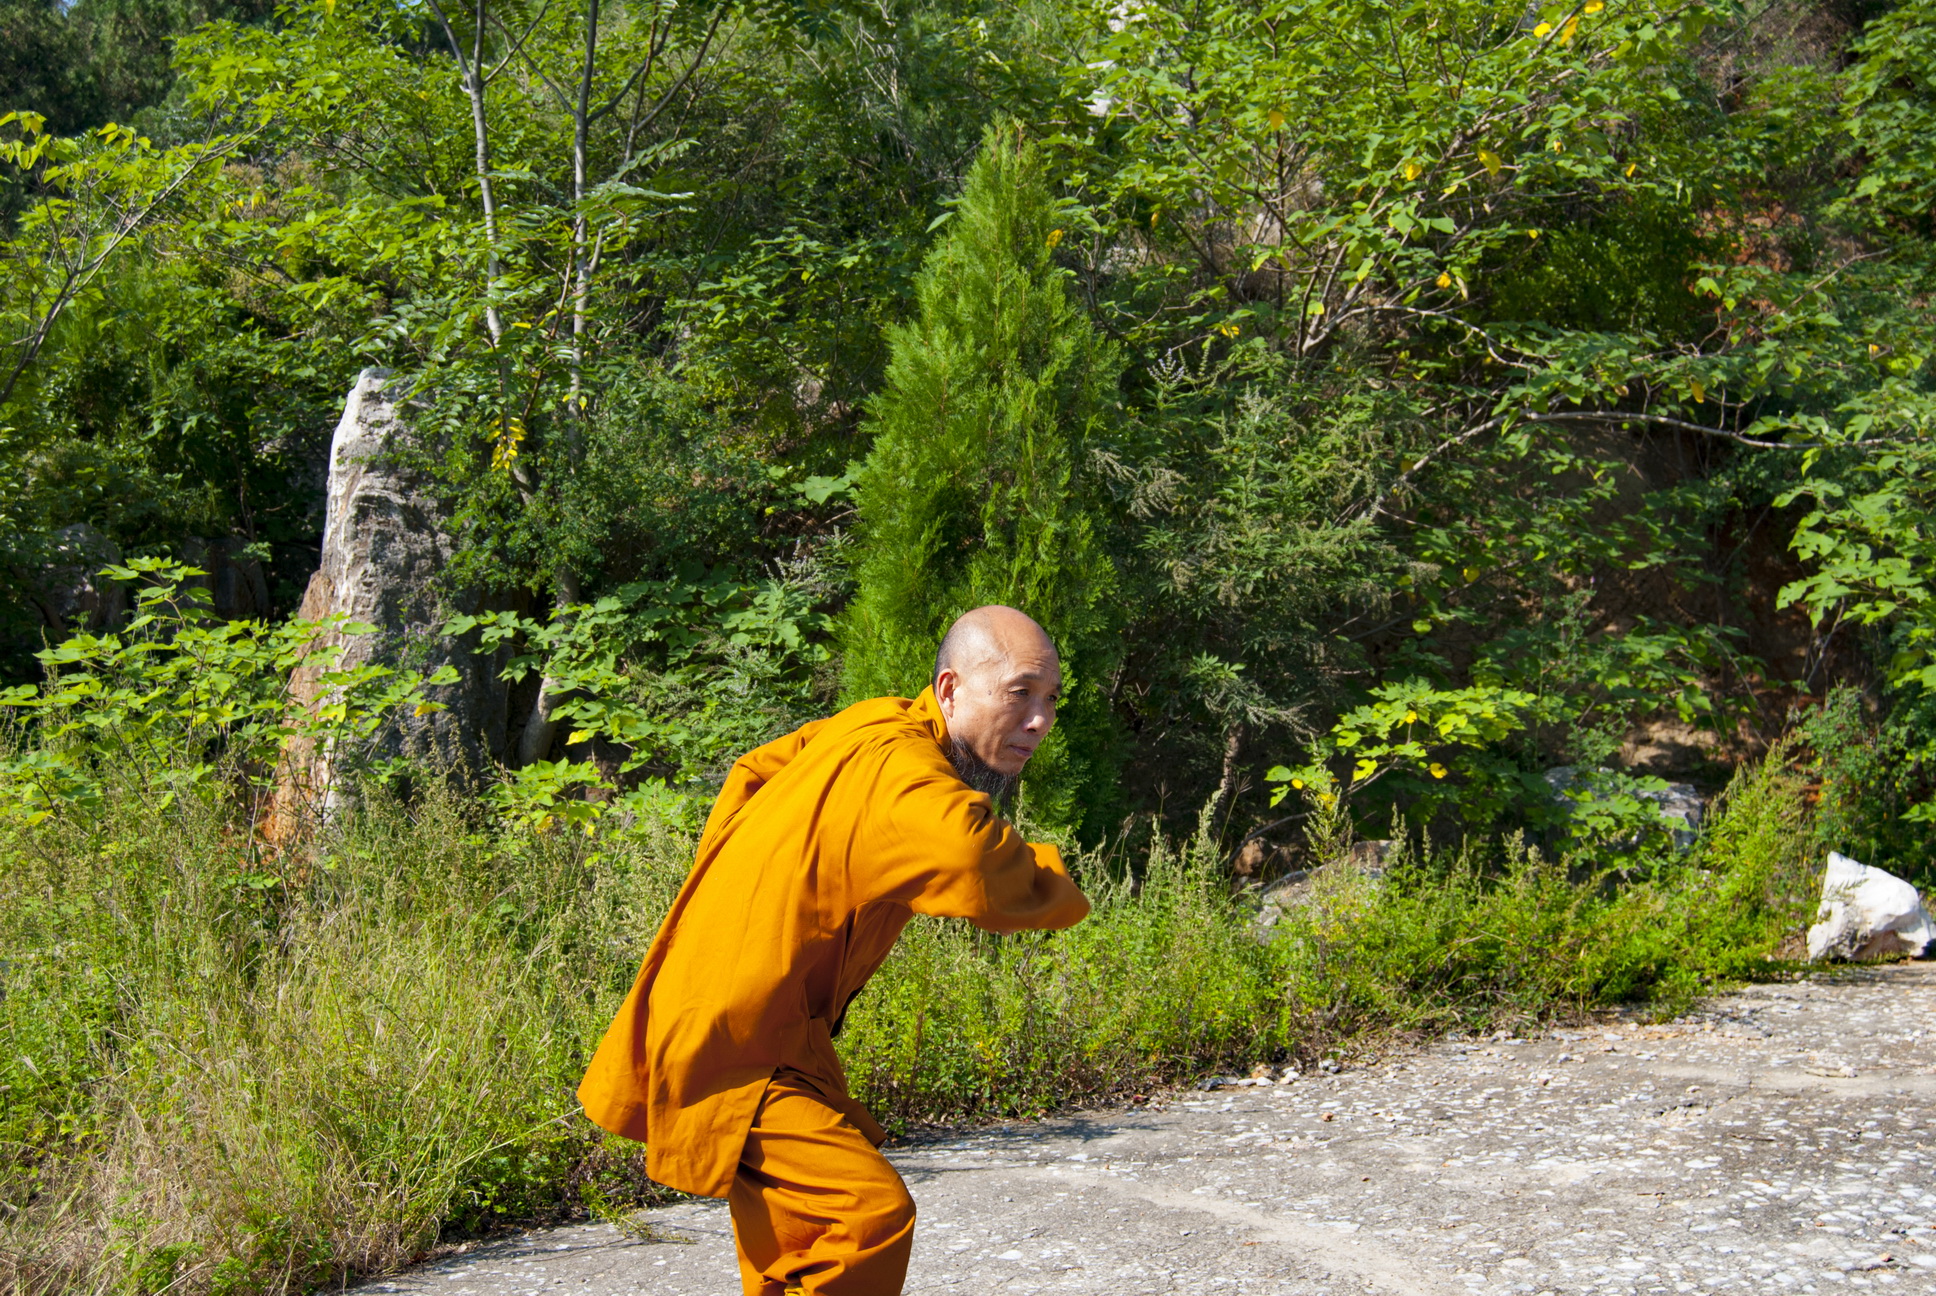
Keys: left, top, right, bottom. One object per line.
{"left": 2, "top": 0, "right": 1934, "bottom": 1290}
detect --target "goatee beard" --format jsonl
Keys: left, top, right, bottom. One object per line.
{"left": 947, "top": 739, "right": 1019, "bottom": 801}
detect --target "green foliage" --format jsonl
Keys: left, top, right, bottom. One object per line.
{"left": 0, "top": 661, "right": 1827, "bottom": 1296}
{"left": 1841, "top": 0, "right": 1936, "bottom": 226}
{"left": 1801, "top": 686, "right": 1936, "bottom": 884}
{"left": 0, "top": 560, "right": 449, "bottom": 825}
{"left": 842, "top": 124, "right": 1124, "bottom": 832}
{"left": 449, "top": 563, "right": 836, "bottom": 826}
{"left": 0, "top": 0, "right": 276, "bottom": 134}
{"left": 0, "top": 785, "right": 692, "bottom": 1296}
{"left": 1272, "top": 745, "right": 1817, "bottom": 1042}
{"left": 1, "top": 0, "right": 1935, "bottom": 1281}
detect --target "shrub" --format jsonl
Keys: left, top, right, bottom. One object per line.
{"left": 840, "top": 123, "right": 1124, "bottom": 835}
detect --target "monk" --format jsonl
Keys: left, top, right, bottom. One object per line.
{"left": 577, "top": 605, "right": 1091, "bottom": 1296}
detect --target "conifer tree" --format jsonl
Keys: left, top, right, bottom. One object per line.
{"left": 842, "top": 123, "right": 1123, "bottom": 833}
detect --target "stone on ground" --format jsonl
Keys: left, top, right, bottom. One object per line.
{"left": 1807, "top": 850, "right": 1936, "bottom": 961}
{"left": 28, "top": 522, "right": 126, "bottom": 633}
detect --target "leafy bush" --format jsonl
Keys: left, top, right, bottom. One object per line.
{"left": 0, "top": 787, "right": 689, "bottom": 1296}
{"left": 0, "top": 560, "right": 447, "bottom": 828}
{"left": 842, "top": 819, "right": 1278, "bottom": 1128}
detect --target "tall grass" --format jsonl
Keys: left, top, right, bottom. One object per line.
{"left": 0, "top": 789, "right": 686, "bottom": 1295}
{"left": 1, "top": 750, "right": 1818, "bottom": 1296}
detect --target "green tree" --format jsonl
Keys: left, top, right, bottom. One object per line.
{"left": 842, "top": 123, "right": 1123, "bottom": 833}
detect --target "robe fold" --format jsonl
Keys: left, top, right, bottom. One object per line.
{"left": 577, "top": 687, "right": 1090, "bottom": 1198}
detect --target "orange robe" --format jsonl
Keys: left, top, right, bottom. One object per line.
{"left": 578, "top": 687, "right": 1090, "bottom": 1198}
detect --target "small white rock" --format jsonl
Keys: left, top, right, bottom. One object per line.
{"left": 1806, "top": 853, "right": 1935, "bottom": 961}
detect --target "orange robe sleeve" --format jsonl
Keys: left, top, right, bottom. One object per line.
{"left": 865, "top": 749, "right": 1090, "bottom": 933}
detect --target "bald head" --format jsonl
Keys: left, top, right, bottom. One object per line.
{"left": 933, "top": 606, "right": 1062, "bottom": 784}
{"left": 934, "top": 605, "right": 1056, "bottom": 684}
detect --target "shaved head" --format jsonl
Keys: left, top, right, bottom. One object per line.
{"left": 932, "top": 606, "right": 1062, "bottom": 796}
{"left": 934, "top": 605, "right": 1057, "bottom": 686}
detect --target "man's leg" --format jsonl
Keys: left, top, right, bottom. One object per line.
{"left": 727, "top": 1072, "right": 915, "bottom": 1296}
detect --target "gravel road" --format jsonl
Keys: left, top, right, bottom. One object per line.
{"left": 364, "top": 962, "right": 1936, "bottom": 1295}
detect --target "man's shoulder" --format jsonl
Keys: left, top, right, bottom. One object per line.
{"left": 810, "top": 692, "right": 943, "bottom": 748}
{"left": 766, "top": 693, "right": 956, "bottom": 782}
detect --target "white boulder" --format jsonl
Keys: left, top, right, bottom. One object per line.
{"left": 1806, "top": 852, "right": 1935, "bottom": 961}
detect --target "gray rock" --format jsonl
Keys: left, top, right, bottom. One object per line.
{"left": 1806, "top": 851, "right": 1935, "bottom": 961}
{"left": 1251, "top": 842, "right": 1392, "bottom": 939}
{"left": 28, "top": 522, "right": 126, "bottom": 633}
{"left": 269, "top": 371, "right": 510, "bottom": 838}
{"left": 1543, "top": 765, "right": 1706, "bottom": 849}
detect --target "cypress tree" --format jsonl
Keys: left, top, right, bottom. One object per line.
{"left": 841, "top": 123, "right": 1123, "bottom": 834}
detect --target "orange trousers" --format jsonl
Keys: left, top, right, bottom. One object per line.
{"left": 728, "top": 1071, "right": 916, "bottom": 1296}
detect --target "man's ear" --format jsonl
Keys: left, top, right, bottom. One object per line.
{"left": 935, "top": 668, "right": 957, "bottom": 716}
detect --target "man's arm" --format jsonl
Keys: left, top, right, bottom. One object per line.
{"left": 863, "top": 745, "right": 1089, "bottom": 933}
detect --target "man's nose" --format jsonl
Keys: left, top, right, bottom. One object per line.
{"left": 1026, "top": 703, "right": 1055, "bottom": 733}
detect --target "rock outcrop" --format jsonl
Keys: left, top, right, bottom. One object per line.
{"left": 27, "top": 522, "right": 127, "bottom": 633}
{"left": 269, "top": 370, "right": 509, "bottom": 839}
{"left": 1806, "top": 851, "right": 1935, "bottom": 961}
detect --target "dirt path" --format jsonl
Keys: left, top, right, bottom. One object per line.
{"left": 365, "top": 963, "right": 1936, "bottom": 1295}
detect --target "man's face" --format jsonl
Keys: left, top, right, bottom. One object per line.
{"left": 936, "top": 639, "right": 1062, "bottom": 778}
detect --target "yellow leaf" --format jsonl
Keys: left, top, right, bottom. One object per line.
{"left": 1403, "top": 710, "right": 1418, "bottom": 724}
{"left": 1268, "top": 108, "right": 1285, "bottom": 130}
{"left": 412, "top": 701, "right": 435, "bottom": 716}
{"left": 1689, "top": 378, "right": 1705, "bottom": 403}
{"left": 1625, "top": 162, "right": 1637, "bottom": 177}
{"left": 491, "top": 416, "right": 527, "bottom": 471}
{"left": 1352, "top": 759, "right": 1377, "bottom": 781}
{"left": 1869, "top": 343, "right": 1880, "bottom": 356}
{"left": 1584, "top": 0, "right": 1604, "bottom": 11}
{"left": 1477, "top": 148, "right": 1502, "bottom": 176}
{"left": 1318, "top": 792, "right": 1336, "bottom": 805}
{"left": 1046, "top": 228, "right": 1065, "bottom": 248}
{"left": 1463, "top": 566, "right": 1481, "bottom": 582}
{"left": 1403, "top": 161, "right": 1422, "bottom": 181}
{"left": 1290, "top": 778, "right": 1305, "bottom": 789}
{"left": 1560, "top": 15, "right": 1578, "bottom": 42}
{"left": 1436, "top": 271, "right": 1452, "bottom": 289}
{"left": 1429, "top": 763, "right": 1448, "bottom": 779}
{"left": 1550, "top": 136, "right": 1564, "bottom": 152}
{"left": 323, "top": 0, "right": 335, "bottom": 13}
{"left": 1528, "top": 229, "right": 1541, "bottom": 239}
{"left": 1534, "top": 20, "right": 1552, "bottom": 35}
{"left": 567, "top": 729, "right": 593, "bottom": 745}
